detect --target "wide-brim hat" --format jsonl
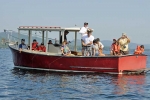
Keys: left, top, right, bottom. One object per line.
{"left": 87, "top": 28, "right": 93, "bottom": 33}
{"left": 122, "top": 32, "right": 126, "bottom": 36}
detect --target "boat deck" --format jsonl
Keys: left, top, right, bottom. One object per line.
{"left": 9, "top": 44, "right": 144, "bottom": 58}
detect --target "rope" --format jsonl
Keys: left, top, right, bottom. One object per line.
{"left": 48, "top": 56, "right": 64, "bottom": 68}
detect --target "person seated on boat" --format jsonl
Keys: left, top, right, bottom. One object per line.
{"left": 19, "top": 39, "right": 28, "bottom": 52}
{"left": 48, "top": 40, "right": 53, "bottom": 44}
{"left": 60, "top": 30, "right": 69, "bottom": 44}
{"left": 15, "top": 41, "right": 18, "bottom": 48}
{"left": 110, "top": 39, "right": 121, "bottom": 56}
{"left": 53, "top": 39, "right": 61, "bottom": 47}
{"left": 82, "top": 28, "right": 94, "bottom": 56}
{"left": 117, "top": 33, "right": 130, "bottom": 55}
{"left": 32, "top": 39, "right": 38, "bottom": 51}
{"left": 38, "top": 43, "right": 46, "bottom": 52}
{"left": 92, "top": 39, "right": 99, "bottom": 56}
{"left": 61, "top": 41, "right": 71, "bottom": 56}
{"left": 134, "top": 45, "right": 144, "bottom": 55}
{"left": 96, "top": 38, "right": 104, "bottom": 55}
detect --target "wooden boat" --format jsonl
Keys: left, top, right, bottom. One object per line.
{"left": 8, "top": 26, "right": 147, "bottom": 74}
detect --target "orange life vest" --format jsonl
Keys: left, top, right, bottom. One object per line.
{"left": 32, "top": 42, "right": 38, "bottom": 50}
{"left": 134, "top": 46, "right": 144, "bottom": 54}
{"left": 111, "top": 43, "right": 120, "bottom": 53}
{"left": 38, "top": 45, "right": 46, "bottom": 52}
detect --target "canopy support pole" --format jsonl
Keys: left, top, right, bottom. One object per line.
{"left": 74, "top": 31, "right": 77, "bottom": 51}
{"left": 62, "top": 31, "right": 64, "bottom": 43}
{"left": 18, "top": 30, "right": 20, "bottom": 44}
{"left": 59, "top": 31, "right": 61, "bottom": 44}
{"left": 46, "top": 31, "right": 48, "bottom": 52}
{"left": 29, "top": 30, "right": 32, "bottom": 50}
{"left": 42, "top": 31, "right": 44, "bottom": 43}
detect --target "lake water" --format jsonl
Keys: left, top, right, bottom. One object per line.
{"left": 0, "top": 49, "right": 150, "bottom": 100}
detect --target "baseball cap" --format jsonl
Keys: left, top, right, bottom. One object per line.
{"left": 84, "top": 22, "right": 88, "bottom": 25}
{"left": 65, "top": 30, "right": 69, "bottom": 33}
{"left": 21, "top": 39, "right": 25, "bottom": 41}
{"left": 41, "top": 43, "right": 44, "bottom": 45}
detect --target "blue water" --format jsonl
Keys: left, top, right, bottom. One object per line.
{"left": 0, "top": 49, "right": 150, "bottom": 100}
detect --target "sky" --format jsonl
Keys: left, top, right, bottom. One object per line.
{"left": 0, "top": 0, "right": 150, "bottom": 44}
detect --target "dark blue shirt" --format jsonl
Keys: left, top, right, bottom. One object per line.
{"left": 19, "top": 44, "right": 27, "bottom": 49}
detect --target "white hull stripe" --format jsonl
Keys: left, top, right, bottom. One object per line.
{"left": 14, "top": 66, "right": 120, "bottom": 74}
{"left": 14, "top": 66, "right": 95, "bottom": 73}
{"left": 70, "top": 66, "right": 117, "bottom": 70}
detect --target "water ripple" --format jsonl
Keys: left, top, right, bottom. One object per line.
{"left": 0, "top": 49, "right": 150, "bottom": 100}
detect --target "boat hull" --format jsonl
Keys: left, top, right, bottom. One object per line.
{"left": 9, "top": 46, "right": 147, "bottom": 74}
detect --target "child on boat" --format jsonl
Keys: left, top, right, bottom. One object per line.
{"left": 92, "top": 39, "right": 99, "bottom": 56}
{"left": 96, "top": 38, "right": 105, "bottom": 56}
{"left": 110, "top": 39, "right": 121, "bottom": 56}
{"left": 38, "top": 43, "right": 46, "bottom": 52}
{"left": 61, "top": 41, "right": 71, "bottom": 56}
{"left": 32, "top": 39, "right": 38, "bottom": 51}
{"left": 92, "top": 39, "right": 105, "bottom": 56}
{"left": 134, "top": 45, "right": 144, "bottom": 55}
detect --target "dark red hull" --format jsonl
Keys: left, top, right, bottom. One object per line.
{"left": 9, "top": 46, "right": 147, "bottom": 74}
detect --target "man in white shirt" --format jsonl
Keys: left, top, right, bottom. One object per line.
{"left": 79, "top": 22, "right": 88, "bottom": 37}
{"left": 82, "top": 28, "right": 94, "bottom": 56}
{"left": 79, "top": 22, "right": 88, "bottom": 55}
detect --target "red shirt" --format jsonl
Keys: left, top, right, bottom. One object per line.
{"left": 38, "top": 45, "right": 46, "bottom": 52}
{"left": 32, "top": 42, "right": 38, "bottom": 50}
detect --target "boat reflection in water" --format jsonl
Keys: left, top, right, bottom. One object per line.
{"left": 112, "top": 74, "right": 145, "bottom": 95}
{"left": 12, "top": 69, "right": 146, "bottom": 98}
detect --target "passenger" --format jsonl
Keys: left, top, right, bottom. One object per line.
{"left": 118, "top": 33, "right": 130, "bottom": 55}
{"left": 92, "top": 39, "right": 105, "bottom": 56}
{"left": 32, "top": 39, "right": 38, "bottom": 50}
{"left": 61, "top": 41, "right": 71, "bottom": 56}
{"left": 48, "top": 40, "right": 53, "bottom": 44}
{"left": 82, "top": 28, "right": 94, "bottom": 56}
{"left": 15, "top": 41, "right": 18, "bottom": 48}
{"left": 92, "top": 39, "right": 99, "bottom": 56}
{"left": 111, "top": 39, "right": 121, "bottom": 55}
{"left": 134, "top": 45, "right": 144, "bottom": 55}
{"left": 96, "top": 38, "right": 104, "bottom": 55}
{"left": 19, "top": 39, "right": 27, "bottom": 53}
{"left": 38, "top": 43, "right": 46, "bottom": 52}
{"left": 79, "top": 22, "right": 88, "bottom": 37}
{"left": 60, "top": 30, "right": 69, "bottom": 44}
{"left": 79, "top": 22, "right": 89, "bottom": 55}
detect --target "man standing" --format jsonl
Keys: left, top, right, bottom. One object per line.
{"left": 79, "top": 22, "right": 88, "bottom": 37}
{"left": 118, "top": 33, "right": 130, "bottom": 55}
{"left": 79, "top": 22, "right": 88, "bottom": 54}
{"left": 82, "top": 28, "right": 94, "bottom": 56}
{"left": 60, "top": 30, "right": 69, "bottom": 44}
